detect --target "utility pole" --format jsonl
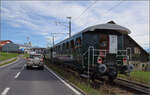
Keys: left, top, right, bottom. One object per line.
{"left": 66, "top": 17, "right": 72, "bottom": 38}
{"left": 0, "top": 30, "right": 1, "bottom": 41}
{"left": 0, "top": 24, "right": 1, "bottom": 41}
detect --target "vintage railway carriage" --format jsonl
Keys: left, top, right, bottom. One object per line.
{"left": 45, "top": 21, "right": 134, "bottom": 81}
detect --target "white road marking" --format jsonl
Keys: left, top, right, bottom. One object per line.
{"left": 21, "top": 64, "right": 25, "bottom": 71}
{"left": 45, "top": 65, "right": 83, "bottom": 95}
{"left": 14, "top": 72, "right": 21, "bottom": 79}
{"left": 1, "top": 88, "right": 10, "bottom": 95}
{"left": 14, "top": 62, "right": 25, "bottom": 79}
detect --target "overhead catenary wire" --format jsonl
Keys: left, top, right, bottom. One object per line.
{"left": 79, "top": 0, "right": 124, "bottom": 27}
{"left": 72, "top": 0, "right": 98, "bottom": 21}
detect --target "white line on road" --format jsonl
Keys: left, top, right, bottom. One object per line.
{"left": 21, "top": 64, "right": 25, "bottom": 71}
{"left": 45, "top": 65, "right": 83, "bottom": 95}
{"left": 1, "top": 88, "right": 10, "bottom": 95}
{"left": 14, "top": 72, "right": 21, "bottom": 79}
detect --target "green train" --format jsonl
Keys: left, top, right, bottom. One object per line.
{"left": 44, "top": 21, "right": 134, "bottom": 81}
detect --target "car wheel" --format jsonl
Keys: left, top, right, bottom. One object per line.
{"left": 26, "top": 66, "right": 30, "bottom": 70}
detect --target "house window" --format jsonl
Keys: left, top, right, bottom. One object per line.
{"left": 134, "top": 47, "right": 141, "bottom": 54}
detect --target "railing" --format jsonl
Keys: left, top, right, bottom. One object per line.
{"left": 117, "top": 50, "right": 128, "bottom": 57}
{"left": 81, "top": 46, "right": 130, "bottom": 79}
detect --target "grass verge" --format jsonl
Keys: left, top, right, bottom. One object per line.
{"left": 0, "top": 52, "right": 19, "bottom": 61}
{"left": 118, "top": 71, "right": 150, "bottom": 85}
{"left": 46, "top": 62, "right": 104, "bottom": 95}
{"left": 0, "top": 58, "right": 17, "bottom": 66}
{"left": 45, "top": 61, "right": 126, "bottom": 95}
{"left": 23, "top": 53, "right": 29, "bottom": 58}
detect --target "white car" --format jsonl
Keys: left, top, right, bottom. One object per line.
{"left": 26, "top": 54, "right": 44, "bottom": 70}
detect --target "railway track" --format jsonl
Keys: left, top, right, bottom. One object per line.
{"left": 114, "top": 78, "right": 150, "bottom": 95}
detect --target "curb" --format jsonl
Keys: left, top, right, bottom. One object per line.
{"left": 45, "top": 65, "right": 87, "bottom": 95}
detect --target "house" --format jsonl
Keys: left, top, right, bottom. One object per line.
{"left": 124, "top": 35, "right": 149, "bottom": 62}
{"left": 0, "top": 40, "right": 13, "bottom": 51}
{"left": 18, "top": 44, "right": 31, "bottom": 53}
{"left": 2, "top": 42, "right": 19, "bottom": 52}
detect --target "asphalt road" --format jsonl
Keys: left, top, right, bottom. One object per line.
{"left": 0, "top": 57, "right": 82, "bottom": 95}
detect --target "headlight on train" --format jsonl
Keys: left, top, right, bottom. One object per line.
{"left": 98, "top": 64, "right": 107, "bottom": 73}
{"left": 97, "top": 56, "right": 102, "bottom": 64}
{"left": 123, "top": 57, "right": 127, "bottom": 64}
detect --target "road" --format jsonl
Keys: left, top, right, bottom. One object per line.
{"left": 0, "top": 57, "right": 82, "bottom": 95}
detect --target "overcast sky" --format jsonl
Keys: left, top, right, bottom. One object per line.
{"left": 1, "top": 0, "right": 149, "bottom": 49}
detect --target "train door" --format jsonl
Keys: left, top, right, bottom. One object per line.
{"left": 109, "top": 35, "right": 118, "bottom": 54}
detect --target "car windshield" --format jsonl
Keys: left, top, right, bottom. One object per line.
{"left": 29, "top": 55, "right": 41, "bottom": 58}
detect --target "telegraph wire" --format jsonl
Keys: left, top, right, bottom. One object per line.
{"left": 79, "top": 0, "right": 124, "bottom": 27}
{"left": 72, "top": 0, "right": 98, "bottom": 21}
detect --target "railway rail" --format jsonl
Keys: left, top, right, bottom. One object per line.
{"left": 114, "top": 78, "right": 150, "bottom": 95}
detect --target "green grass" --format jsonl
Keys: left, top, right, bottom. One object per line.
{"left": 0, "top": 58, "right": 17, "bottom": 66}
{"left": 0, "top": 52, "right": 19, "bottom": 61}
{"left": 23, "top": 53, "right": 29, "bottom": 58}
{"left": 118, "top": 71, "right": 150, "bottom": 84}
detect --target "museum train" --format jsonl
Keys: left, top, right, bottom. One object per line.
{"left": 43, "top": 21, "right": 134, "bottom": 81}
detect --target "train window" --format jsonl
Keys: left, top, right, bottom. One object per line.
{"left": 118, "top": 35, "right": 123, "bottom": 49}
{"left": 75, "top": 37, "right": 81, "bottom": 47}
{"left": 70, "top": 40, "right": 75, "bottom": 48}
{"left": 63, "top": 43, "right": 64, "bottom": 48}
{"left": 65, "top": 43, "right": 67, "bottom": 49}
{"left": 61, "top": 44, "right": 63, "bottom": 50}
{"left": 99, "top": 34, "right": 108, "bottom": 49}
{"left": 58, "top": 45, "right": 60, "bottom": 50}
{"left": 66, "top": 42, "right": 69, "bottom": 49}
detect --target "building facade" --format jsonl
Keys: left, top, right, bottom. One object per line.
{"left": 2, "top": 43, "right": 19, "bottom": 52}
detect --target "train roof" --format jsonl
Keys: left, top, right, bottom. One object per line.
{"left": 81, "top": 21, "right": 131, "bottom": 34}
{"left": 54, "top": 21, "right": 131, "bottom": 46}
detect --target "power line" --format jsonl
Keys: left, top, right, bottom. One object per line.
{"left": 73, "top": 0, "right": 98, "bottom": 21}
{"left": 106, "top": 0, "right": 123, "bottom": 13}
{"left": 79, "top": 0, "right": 124, "bottom": 27}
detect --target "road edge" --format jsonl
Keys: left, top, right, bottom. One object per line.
{"left": 44, "top": 65, "right": 87, "bottom": 95}
{"left": 0, "top": 57, "right": 20, "bottom": 68}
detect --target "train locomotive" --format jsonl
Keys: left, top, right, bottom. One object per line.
{"left": 44, "top": 21, "right": 134, "bottom": 81}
